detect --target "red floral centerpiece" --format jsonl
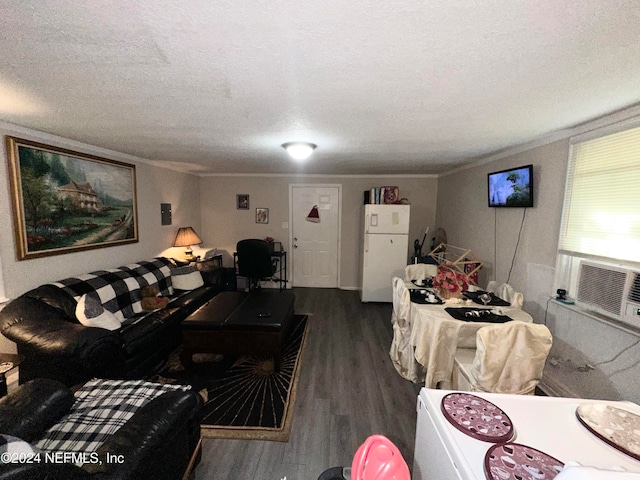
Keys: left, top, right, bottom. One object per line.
{"left": 432, "top": 264, "right": 469, "bottom": 299}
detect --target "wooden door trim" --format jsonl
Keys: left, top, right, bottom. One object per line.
{"left": 288, "top": 184, "right": 342, "bottom": 288}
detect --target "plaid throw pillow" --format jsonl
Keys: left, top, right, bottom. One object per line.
{"left": 172, "top": 266, "right": 204, "bottom": 291}
{"left": 75, "top": 294, "right": 121, "bottom": 330}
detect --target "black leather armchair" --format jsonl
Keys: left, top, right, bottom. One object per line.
{"left": 0, "top": 379, "right": 203, "bottom": 480}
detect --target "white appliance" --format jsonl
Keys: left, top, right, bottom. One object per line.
{"left": 576, "top": 260, "right": 640, "bottom": 328}
{"left": 414, "top": 388, "right": 640, "bottom": 480}
{"left": 360, "top": 204, "right": 410, "bottom": 303}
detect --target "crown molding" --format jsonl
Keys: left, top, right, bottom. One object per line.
{"left": 201, "top": 172, "right": 437, "bottom": 178}
{"left": 439, "top": 103, "right": 640, "bottom": 177}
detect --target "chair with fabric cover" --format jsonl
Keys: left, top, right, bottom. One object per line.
{"left": 389, "top": 277, "right": 425, "bottom": 382}
{"left": 404, "top": 264, "right": 438, "bottom": 282}
{"left": 486, "top": 281, "right": 524, "bottom": 308}
{"left": 452, "top": 321, "right": 552, "bottom": 395}
{"left": 236, "top": 239, "right": 277, "bottom": 290}
{"left": 486, "top": 280, "right": 498, "bottom": 294}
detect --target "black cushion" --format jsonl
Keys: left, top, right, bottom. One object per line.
{"left": 119, "top": 308, "right": 182, "bottom": 356}
{"left": 0, "top": 379, "right": 73, "bottom": 442}
{"left": 168, "top": 285, "right": 219, "bottom": 313}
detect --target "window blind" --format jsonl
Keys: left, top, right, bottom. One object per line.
{"left": 559, "top": 124, "right": 640, "bottom": 263}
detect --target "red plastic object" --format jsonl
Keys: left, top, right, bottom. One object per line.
{"left": 351, "top": 435, "right": 411, "bottom": 480}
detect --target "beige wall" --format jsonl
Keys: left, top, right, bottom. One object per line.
{"left": 435, "top": 136, "right": 640, "bottom": 403}
{"left": 435, "top": 140, "right": 569, "bottom": 291}
{"left": 199, "top": 175, "right": 438, "bottom": 289}
{"left": 0, "top": 124, "right": 202, "bottom": 300}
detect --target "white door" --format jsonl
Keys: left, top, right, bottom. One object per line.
{"left": 290, "top": 185, "right": 340, "bottom": 288}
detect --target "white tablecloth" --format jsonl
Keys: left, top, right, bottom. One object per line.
{"left": 405, "top": 283, "right": 533, "bottom": 388}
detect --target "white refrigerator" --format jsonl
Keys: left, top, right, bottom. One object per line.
{"left": 360, "top": 204, "right": 410, "bottom": 303}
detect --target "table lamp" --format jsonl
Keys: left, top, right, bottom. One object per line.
{"left": 173, "top": 226, "right": 203, "bottom": 261}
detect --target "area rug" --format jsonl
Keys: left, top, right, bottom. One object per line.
{"left": 157, "top": 314, "right": 309, "bottom": 442}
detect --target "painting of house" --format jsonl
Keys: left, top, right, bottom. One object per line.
{"left": 6, "top": 138, "right": 138, "bottom": 259}
{"left": 58, "top": 181, "right": 103, "bottom": 212}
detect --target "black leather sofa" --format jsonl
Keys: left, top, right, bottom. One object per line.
{"left": 0, "top": 257, "right": 225, "bottom": 387}
{"left": 0, "top": 378, "right": 203, "bottom": 480}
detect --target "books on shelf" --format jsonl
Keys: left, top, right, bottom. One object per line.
{"left": 367, "top": 186, "right": 399, "bottom": 204}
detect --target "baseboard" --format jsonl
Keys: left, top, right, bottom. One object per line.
{"left": 181, "top": 437, "right": 202, "bottom": 480}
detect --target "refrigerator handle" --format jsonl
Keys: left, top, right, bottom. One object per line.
{"left": 364, "top": 234, "right": 369, "bottom": 252}
{"left": 365, "top": 214, "right": 369, "bottom": 234}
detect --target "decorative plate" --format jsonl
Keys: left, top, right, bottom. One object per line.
{"left": 576, "top": 403, "right": 640, "bottom": 461}
{"left": 441, "top": 392, "right": 514, "bottom": 443}
{"left": 484, "top": 443, "right": 564, "bottom": 480}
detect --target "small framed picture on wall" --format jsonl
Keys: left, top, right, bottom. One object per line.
{"left": 256, "top": 208, "right": 269, "bottom": 224}
{"left": 236, "top": 194, "right": 249, "bottom": 210}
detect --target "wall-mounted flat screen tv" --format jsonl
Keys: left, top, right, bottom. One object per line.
{"left": 487, "top": 164, "right": 533, "bottom": 208}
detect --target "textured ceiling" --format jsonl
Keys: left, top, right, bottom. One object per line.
{"left": 1, "top": 1, "right": 640, "bottom": 175}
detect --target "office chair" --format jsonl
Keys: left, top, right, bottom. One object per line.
{"left": 236, "top": 239, "right": 277, "bottom": 290}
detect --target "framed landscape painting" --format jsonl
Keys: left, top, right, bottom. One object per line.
{"left": 6, "top": 137, "right": 139, "bottom": 260}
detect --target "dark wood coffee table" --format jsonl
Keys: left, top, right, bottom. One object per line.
{"left": 181, "top": 290, "right": 295, "bottom": 371}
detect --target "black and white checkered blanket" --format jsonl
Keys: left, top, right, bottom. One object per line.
{"left": 35, "top": 379, "right": 190, "bottom": 454}
{"left": 51, "top": 258, "right": 175, "bottom": 321}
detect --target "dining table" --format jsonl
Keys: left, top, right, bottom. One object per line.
{"left": 405, "top": 281, "right": 533, "bottom": 389}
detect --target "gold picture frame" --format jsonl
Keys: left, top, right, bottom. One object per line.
{"left": 6, "top": 137, "right": 139, "bottom": 260}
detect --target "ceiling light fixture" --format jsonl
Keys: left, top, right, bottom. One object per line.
{"left": 282, "top": 142, "right": 317, "bottom": 160}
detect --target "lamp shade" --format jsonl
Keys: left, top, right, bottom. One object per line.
{"left": 173, "top": 226, "right": 203, "bottom": 247}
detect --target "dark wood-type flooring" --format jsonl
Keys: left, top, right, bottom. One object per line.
{"left": 195, "top": 287, "right": 421, "bottom": 480}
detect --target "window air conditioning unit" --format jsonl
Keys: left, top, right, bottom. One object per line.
{"left": 576, "top": 260, "right": 640, "bottom": 328}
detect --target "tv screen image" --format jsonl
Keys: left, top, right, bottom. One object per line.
{"left": 487, "top": 164, "right": 533, "bottom": 208}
